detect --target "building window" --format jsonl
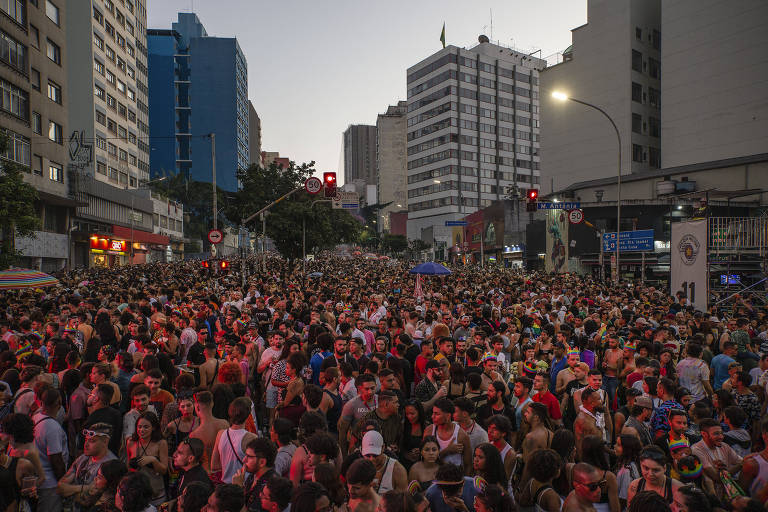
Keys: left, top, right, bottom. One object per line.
{"left": 45, "top": 0, "right": 59, "bottom": 24}
{"left": 635, "top": 27, "right": 642, "bottom": 40}
{"left": 105, "top": 46, "right": 115, "bottom": 62}
{"left": 30, "top": 68, "right": 40, "bottom": 90}
{"left": 126, "top": 21, "right": 134, "bottom": 35}
{"left": 127, "top": 111, "right": 135, "bottom": 123}
{"left": 95, "top": 110, "right": 106, "bottom": 125}
{"left": 116, "top": 57, "right": 126, "bottom": 73}
{"left": 0, "top": 0, "right": 24, "bottom": 25}
{"left": 126, "top": 44, "right": 134, "bottom": 57}
{"left": 632, "top": 113, "right": 642, "bottom": 134}
{"left": 119, "top": 172, "right": 127, "bottom": 184}
{"left": 115, "top": 10, "right": 124, "bottom": 26}
{"left": 632, "top": 144, "right": 644, "bottom": 163}
{"left": 95, "top": 135, "right": 106, "bottom": 150}
{"left": 0, "top": 78, "right": 29, "bottom": 120}
{"left": 107, "top": 143, "right": 117, "bottom": 156}
{"left": 1, "top": 129, "right": 30, "bottom": 166}
{"left": 649, "top": 87, "right": 660, "bottom": 108}
{"left": 106, "top": 70, "right": 115, "bottom": 87}
{"left": 108, "top": 167, "right": 118, "bottom": 182}
{"left": 115, "top": 33, "right": 125, "bottom": 48}
{"left": 48, "top": 162, "right": 63, "bottom": 182}
{"left": 129, "top": 176, "right": 137, "bottom": 187}
{"left": 127, "top": 66, "right": 135, "bottom": 79}
{"left": 0, "top": 30, "right": 27, "bottom": 73}
{"left": 126, "top": 88, "right": 135, "bottom": 101}
{"left": 648, "top": 58, "right": 660, "bottom": 79}
{"left": 106, "top": 94, "right": 116, "bottom": 109}
{"left": 652, "top": 30, "right": 661, "bottom": 50}
{"left": 93, "top": 6, "right": 103, "bottom": 24}
{"left": 119, "top": 148, "right": 127, "bottom": 161}
{"left": 129, "top": 154, "right": 136, "bottom": 165}
{"left": 94, "top": 58, "right": 104, "bottom": 75}
{"left": 107, "top": 119, "right": 116, "bottom": 134}
{"left": 47, "top": 80, "right": 62, "bottom": 104}
{"left": 649, "top": 147, "right": 660, "bottom": 168}
{"left": 94, "top": 33, "right": 104, "bottom": 50}
{"left": 46, "top": 39, "right": 60, "bottom": 64}
{"left": 117, "top": 80, "right": 125, "bottom": 94}
{"left": 48, "top": 121, "right": 62, "bottom": 144}
{"left": 96, "top": 161, "right": 107, "bottom": 175}
{"left": 649, "top": 116, "right": 660, "bottom": 137}
{"left": 631, "top": 82, "right": 642, "bottom": 103}
{"left": 32, "top": 111, "right": 41, "bottom": 134}
{"left": 104, "top": 21, "right": 114, "bottom": 39}
{"left": 32, "top": 154, "right": 42, "bottom": 175}
{"left": 118, "top": 126, "right": 126, "bottom": 140}
{"left": 104, "top": 0, "right": 114, "bottom": 13}
{"left": 631, "top": 50, "right": 642, "bottom": 72}
{"left": 29, "top": 25, "right": 39, "bottom": 49}
{"left": 94, "top": 84, "right": 105, "bottom": 100}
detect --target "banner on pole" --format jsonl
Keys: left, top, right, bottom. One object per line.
{"left": 670, "top": 219, "right": 708, "bottom": 312}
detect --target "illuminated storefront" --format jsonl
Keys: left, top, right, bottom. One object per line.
{"left": 89, "top": 236, "right": 128, "bottom": 267}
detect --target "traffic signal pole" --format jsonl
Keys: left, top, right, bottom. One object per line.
{"left": 242, "top": 187, "right": 302, "bottom": 275}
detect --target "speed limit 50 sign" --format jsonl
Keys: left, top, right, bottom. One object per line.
{"left": 305, "top": 177, "right": 322, "bottom": 195}
{"left": 568, "top": 209, "right": 584, "bottom": 225}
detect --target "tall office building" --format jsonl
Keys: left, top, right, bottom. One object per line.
{"left": 376, "top": 101, "right": 407, "bottom": 232}
{"left": 343, "top": 124, "right": 376, "bottom": 185}
{"left": 540, "top": 0, "right": 661, "bottom": 194}
{"left": 406, "top": 38, "right": 545, "bottom": 242}
{"left": 0, "top": 0, "right": 75, "bottom": 270}
{"left": 66, "top": 0, "right": 170, "bottom": 267}
{"left": 660, "top": 0, "right": 768, "bottom": 169}
{"left": 248, "top": 100, "right": 261, "bottom": 166}
{"left": 148, "top": 13, "right": 248, "bottom": 192}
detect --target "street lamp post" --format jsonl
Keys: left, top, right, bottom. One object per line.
{"left": 129, "top": 176, "right": 167, "bottom": 265}
{"left": 552, "top": 91, "right": 622, "bottom": 283}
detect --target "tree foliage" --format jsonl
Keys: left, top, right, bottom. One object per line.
{"left": 381, "top": 234, "right": 408, "bottom": 254}
{"left": 225, "top": 161, "right": 362, "bottom": 260}
{"left": 0, "top": 134, "right": 40, "bottom": 269}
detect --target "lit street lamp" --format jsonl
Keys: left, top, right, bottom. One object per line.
{"left": 552, "top": 91, "right": 622, "bottom": 282}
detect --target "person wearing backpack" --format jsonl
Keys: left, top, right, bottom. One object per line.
{"left": 12, "top": 365, "right": 42, "bottom": 416}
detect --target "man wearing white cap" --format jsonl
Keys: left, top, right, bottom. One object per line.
{"left": 361, "top": 430, "right": 407, "bottom": 494}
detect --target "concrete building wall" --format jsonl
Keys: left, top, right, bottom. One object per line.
{"left": 248, "top": 100, "right": 261, "bottom": 166}
{"left": 660, "top": 0, "right": 768, "bottom": 168}
{"left": 376, "top": 101, "right": 407, "bottom": 232}
{"left": 540, "top": 0, "right": 661, "bottom": 194}
{"left": 343, "top": 124, "right": 376, "bottom": 185}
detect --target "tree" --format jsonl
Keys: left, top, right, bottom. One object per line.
{"left": 381, "top": 233, "right": 408, "bottom": 254}
{"left": 0, "top": 134, "right": 40, "bottom": 269}
{"left": 226, "top": 161, "right": 361, "bottom": 260}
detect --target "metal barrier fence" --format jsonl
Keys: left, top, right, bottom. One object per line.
{"left": 708, "top": 217, "right": 768, "bottom": 254}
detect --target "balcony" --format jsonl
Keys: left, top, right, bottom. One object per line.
{"left": 709, "top": 217, "right": 768, "bottom": 256}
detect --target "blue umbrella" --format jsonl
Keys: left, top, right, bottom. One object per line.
{"left": 409, "top": 262, "right": 451, "bottom": 275}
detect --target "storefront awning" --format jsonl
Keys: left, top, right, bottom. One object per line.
{"left": 112, "top": 225, "right": 169, "bottom": 245}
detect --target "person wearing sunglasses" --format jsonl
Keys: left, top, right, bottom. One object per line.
{"left": 562, "top": 462, "right": 606, "bottom": 512}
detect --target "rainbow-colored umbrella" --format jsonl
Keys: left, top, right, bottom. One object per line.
{"left": 0, "top": 268, "right": 60, "bottom": 289}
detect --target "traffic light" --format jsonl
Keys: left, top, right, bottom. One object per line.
{"left": 323, "top": 172, "right": 337, "bottom": 198}
{"left": 201, "top": 260, "right": 210, "bottom": 269}
{"left": 219, "top": 260, "right": 229, "bottom": 272}
{"left": 526, "top": 188, "right": 539, "bottom": 212}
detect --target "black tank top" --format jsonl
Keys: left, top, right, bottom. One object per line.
{"left": 637, "top": 476, "right": 673, "bottom": 503}
{"left": 324, "top": 389, "right": 342, "bottom": 433}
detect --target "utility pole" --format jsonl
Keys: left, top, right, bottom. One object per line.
{"left": 210, "top": 133, "right": 217, "bottom": 232}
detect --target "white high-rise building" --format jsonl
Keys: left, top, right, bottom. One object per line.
{"left": 376, "top": 101, "right": 408, "bottom": 232}
{"left": 406, "top": 37, "right": 545, "bottom": 243}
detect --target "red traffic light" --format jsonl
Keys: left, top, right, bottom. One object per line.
{"left": 201, "top": 260, "right": 210, "bottom": 268}
{"left": 527, "top": 189, "right": 539, "bottom": 200}
{"left": 219, "top": 260, "right": 229, "bottom": 270}
{"left": 323, "top": 172, "right": 337, "bottom": 198}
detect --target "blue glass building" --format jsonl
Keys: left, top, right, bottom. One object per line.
{"left": 148, "top": 13, "right": 248, "bottom": 192}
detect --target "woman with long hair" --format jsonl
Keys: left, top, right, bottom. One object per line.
{"left": 627, "top": 446, "right": 681, "bottom": 506}
{"left": 580, "top": 435, "right": 620, "bottom": 512}
{"left": 407, "top": 436, "right": 441, "bottom": 491}
{"left": 473, "top": 483, "right": 515, "bottom": 512}
{"left": 88, "top": 459, "right": 128, "bottom": 511}
{"left": 550, "top": 429, "right": 576, "bottom": 498}
{"left": 400, "top": 400, "right": 426, "bottom": 470}
{"left": 125, "top": 411, "right": 168, "bottom": 505}
{"left": 115, "top": 473, "right": 153, "bottom": 512}
{"left": 313, "top": 461, "right": 346, "bottom": 511}
{"left": 516, "top": 448, "right": 562, "bottom": 512}
{"left": 446, "top": 362, "right": 467, "bottom": 400}
{"left": 276, "top": 351, "right": 307, "bottom": 426}
{"left": 472, "top": 443, "right": 507, "bottom": 488}
{"left": 712, "top": 388, "right": 736, "bottom": 427}
{"left": 614, "top": 434, "right": 642, "bottom": 509}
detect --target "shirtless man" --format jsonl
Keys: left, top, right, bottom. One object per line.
{"left": 189, "top": 391, "right": 229, "bottom": 472}
{"left": 521, "top": 402, "right": 553, "bottom": 463}
{"left": 601, "top": 334, "right": 623, "bottom": 410}
{"left": 562, "top": 463, "right": 602, "bottom": 512}
{"left": 555, "top": 350, "right": 582, "bottom": 397}
{"left": 574, "top": 387, "right": 611, "bottom": 460}
{"left": 619, "top": 341, "right": 637, "bottom": 381}
{"left": 198, "top": 343, "right": 221, "bottom": 390}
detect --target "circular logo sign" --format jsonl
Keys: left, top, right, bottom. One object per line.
{"left": 207, "top": 229, "right": 224, "bottom": 244}
{"left": 305, "top": 177, "right": 322, "bottom": 195}
{"left": 677, "top": 233, "right": 700, "bottom": 265}
{"left": 568, "top": 209, "right": 584, "bottom": 224}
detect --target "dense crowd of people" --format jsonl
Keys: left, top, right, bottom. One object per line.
{"left": 0, "top": 255, "right": 766, "bottom": 512}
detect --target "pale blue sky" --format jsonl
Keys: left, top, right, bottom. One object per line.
{"left": 148, "top": 0, "right": 587, "bottom": 182}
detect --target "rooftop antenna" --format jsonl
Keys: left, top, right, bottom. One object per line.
{"left": 490, "top": 9, "right": 493, "bottom": 42}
